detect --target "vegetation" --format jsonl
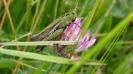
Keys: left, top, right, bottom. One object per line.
{"left": 0, "top": 0, "right": 133, "bottom": 74}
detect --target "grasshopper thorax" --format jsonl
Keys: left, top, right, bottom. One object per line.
{"left": 59, "top": 9, "right": 77, "bottom": 28}
{"left": 70, "top": 9, "right": 77, "bottom": 21}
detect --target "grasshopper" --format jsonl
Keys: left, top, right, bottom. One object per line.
{"left": 31, "top": 9, "right": 77, "bottom": 51}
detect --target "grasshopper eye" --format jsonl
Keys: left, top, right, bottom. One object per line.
{"left": 72, "top": 9, "right": 76, "bottom": 14}
{"left": 72, "top": 19, "right": 75, "bottom": 22}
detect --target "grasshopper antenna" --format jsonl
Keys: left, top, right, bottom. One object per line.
{"left": 72, "top": 0, "right": 79, "bottom": 14}
{"left": 75, "top": 0, "right": 79, "bottom": 11}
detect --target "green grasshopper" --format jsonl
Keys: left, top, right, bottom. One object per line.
{"left": 31, "top": 9, "right": 77, "bottom": 51}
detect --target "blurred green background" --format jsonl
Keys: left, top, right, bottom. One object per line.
{"left": 0, "top": 0, "right": 133, "bottom": 74}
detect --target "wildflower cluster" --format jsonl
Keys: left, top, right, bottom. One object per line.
{"left": 58, "top": 18, "right": 96, "bottom": 60}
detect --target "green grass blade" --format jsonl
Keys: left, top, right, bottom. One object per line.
{"left": 0, "top": 47, "right": 76, "bottom": 64}
{"left": 0, "top": 59, "right": 35, "bottom": 68}
{"left": 82, "top": 0, "right": 101, "bottom": 35}
{"left": 0, "top": 41, "right": 76, "bottom": 46}
{"left": 113, "top": 50, "right": 133, "bottom": 74}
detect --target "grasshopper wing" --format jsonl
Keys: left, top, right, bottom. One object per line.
{"left": 31, "top": 21, "right": 61, "bottom": 51}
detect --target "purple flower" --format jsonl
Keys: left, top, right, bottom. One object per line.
{"left": 74, "top": 30, "right": 96, "bottom": 53}
{"left": 58, "top": 18, "right": 96, "bottom": 60}
{"left": 58, "top": 18, "right": 83, "bottom": 52}
{"left": 71, "top": 30, "right": 96, "bottom": 60}
{"left": 60, "top": 18, "right": 83, "bottom": 41}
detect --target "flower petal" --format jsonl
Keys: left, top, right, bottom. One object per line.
{"left": 75, "top": 18, "right": 83, "bottom": 26}
{"left": 75, "top": 29, "right": 96, "bottom": 53}
{"left": 71, "top": 56, "right": 81, "bottom": 60}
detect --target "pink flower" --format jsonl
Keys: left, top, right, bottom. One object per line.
{"left": 74, "top": 30, "right": 96, "bottom": 53}
{"left": 71, "top": 30, "right": 96, "bottom": 60}
{"left": 58, "top": 18, "right": 83, "bottom": 52}
{"left": 60, "top": 18, "right": 83, "bottom": 41}
{"left": 58, "top": 17, "right": 96, "bottom": 60}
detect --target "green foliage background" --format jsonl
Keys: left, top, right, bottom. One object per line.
{"left": 0, "top": 0, "right": 133, "bottom": 74}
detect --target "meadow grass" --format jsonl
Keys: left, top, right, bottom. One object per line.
{"left": 0, "top": 0, "right": 133, "bottom": 74}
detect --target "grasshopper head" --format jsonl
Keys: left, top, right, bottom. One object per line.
{"left": 70, "top": 9, "right": 77, "bottom": 22}
{"left": 59, "top": 9, "right": 77, "bottom": 28}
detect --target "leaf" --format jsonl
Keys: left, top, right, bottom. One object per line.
{"left": 0, "top": 41, "right": 76, "bottom": 46}
{"left": 0, "top": 47, "right": 76, "bottom": 64}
